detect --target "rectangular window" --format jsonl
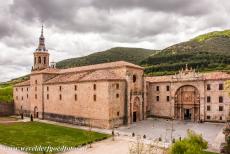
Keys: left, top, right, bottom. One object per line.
{"left": 220, "top": 116, "right": 222, "bottom": 120}
{"left": 21, "top": 88, "right": 23, "bottom": 92}
{"left": 207, "top": 84, "right": 211, "bottom": 90}
{"left": 156, "top": 86, "right": 159, "bottom": 91}
{"left": 207, "top": 96, "right": 211, "bottom": 103}
{"left": 116, "top": 93, "right": 119, "bottom": 98}
{"left": 207, "top": 116, "right": 210, "bottom": 120}
{"left": 75, "top": 85, "right": 77, "bottom": 91}
{"left": 167, "top": 96, "right": 170, "bottom": 102}
{"left": 59, "top": 86, "right": 62, "bottom": 91}
{"left": 207, "top": 106, "right": 211, "bottom": 111}
{"left": 219, "top": 106, "right": 223, "bottom": 111}
{"left": 35, "top": 94, "right": 37, "bottom": 99}
{"left": 59, "top": 94, "right": 62, "bottom": 100}
{"left": 117, "top": 112, "right": 120, "bottom": 116}
{"left": 166, "top": 86, "right": 170, "bottom": 91}
{"left": 156, "top": 96, "right": 159, "bottom": 101}
{"left": 219, "top": 96, "right": 223, "bottom": 103}
{"left": 27, "top": 88, "right": 29, "bottom": 91}
{"left": 35, "top": 87, "right": 37, "bottom": 91}
{"left": 219, "top": 84, "right": 223, "bottom": 90}
{"left": 94, "top": 94, "right": 96, "bottom": 101}
{"left": 47, "top": 94, "right": 49, "bottom": 100}
{"left": 47, "top": 86, "right": 49, "bottom": 91}
{"left": 21, "top": 96, "right": 23, "bottom": 100}
{"left": 16, "top": 88, "right": 18, "bottom": 92}
{"left": 93, "top": 84, "right": 96, "bottom": 90}
{"left": 27, "top": 94, "right": 28, "bottom": 99}
{"left": 35, "top": 80, "right": 37, "bottom": 84}
{"left": 75, "top": 94, "right": 77, "bottom": 101}
{"left": 116, "top": 83, "right": 119, "bottom": 89}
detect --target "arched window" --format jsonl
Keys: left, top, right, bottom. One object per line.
{"left": 44, "top": 57, "right": 46, "bottom": 64}
{"left": 38, "top": 57, "right": 41, "bottom": 64}
{"left": 133, "top": 75, "right": 137, "bottom": 83}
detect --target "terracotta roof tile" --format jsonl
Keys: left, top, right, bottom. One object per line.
{"left": 14, "top": 80, "right": 30, "bottom": 87}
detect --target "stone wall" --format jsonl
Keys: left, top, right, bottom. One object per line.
{"left": 0, "top": 103, "right": 14, "bottom": 116}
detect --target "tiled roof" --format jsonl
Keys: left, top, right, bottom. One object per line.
{"left": 59, "top": 61, "right": 143, "bottom": 73}
{"left": 45, "top": 72, "right": 88, "bottom": 84}
{"left": 31, "top": 67, "right": 60, "bottom": 74}
{"left": 79, "top": 70, "right": 124, "bottom": 82}
{"left": 145, "top": 71, "right": 230, "bottom": 83}
{"left": 14, "top": 80, "right": 30, "bottom": 87}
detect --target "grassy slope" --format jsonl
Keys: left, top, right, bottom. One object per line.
{"left": 0, "top": 75, "right": 29, "bottom": 103}
{"left": 141, "top": 29, "right": 230, "bottom": 76}
{"left": 0, "top": 122, "right": 109, "bottom": 153}
{"left": 56, "top": 47, "right": 157, "bottom": 68}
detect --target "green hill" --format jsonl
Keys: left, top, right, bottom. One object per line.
{"left": 141, "top": 30, "right": 230, "bottom": 75}
{"left": 56, "top": 47, "right": 157, "bottom": 68}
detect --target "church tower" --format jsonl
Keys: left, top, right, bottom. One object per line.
{"left": 32, "top": 25, "right": 49, "bottom": 71}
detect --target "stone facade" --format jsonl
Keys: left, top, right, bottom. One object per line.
{"left": 146, "top": 66, "right": 230, "bottom": 122}
{"left": 13, "top": 28, "right": 230, "bottom": 128}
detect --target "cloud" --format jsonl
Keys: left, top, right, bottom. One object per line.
{"left": 0, "top": 0, "right": 230, "bottom": 82}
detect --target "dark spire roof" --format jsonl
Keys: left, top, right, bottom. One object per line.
{"left": 36, "top": 25, "right": 47, "bottom": 51}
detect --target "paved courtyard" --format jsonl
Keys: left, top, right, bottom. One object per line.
{"left": 117, "top": 118, "right": 225, "bottom": 151}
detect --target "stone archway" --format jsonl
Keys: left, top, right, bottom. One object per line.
{"left": 132, "top": 97, "right": 140, "bottom": 122}
{"left": 174, "top": 85, "right": 200, "bottom": 122}
{"left": 34, "top": 106, "right": 38, "bottom": 118}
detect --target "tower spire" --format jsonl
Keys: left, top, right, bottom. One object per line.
{"left": 37, "top": 25, "right": 46, "bottom": 51}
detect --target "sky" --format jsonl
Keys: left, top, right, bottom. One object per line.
{"left": 0, "top": 0, "right": 230, "bottom": 82}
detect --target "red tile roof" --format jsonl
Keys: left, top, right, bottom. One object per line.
{"left": 14, "top": 80, "right": 30, "bottom": 87}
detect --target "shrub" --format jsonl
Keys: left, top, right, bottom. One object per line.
{"left": 169, "top": 130, "right": 208, "bottom": 154}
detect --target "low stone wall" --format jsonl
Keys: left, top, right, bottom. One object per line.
{"left": 0, "top": 103, "right": 14, "bottom": 116}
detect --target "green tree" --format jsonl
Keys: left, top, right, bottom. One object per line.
{"left": 169, "top": 130, "right": 208, "bottom": 154}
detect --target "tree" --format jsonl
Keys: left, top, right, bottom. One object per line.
{"left": 168, "top": 130, "right": 208, "bottom": 154}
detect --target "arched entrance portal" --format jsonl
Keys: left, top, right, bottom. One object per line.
{"left": 34, "top": 106, "right": 38, "bottom": 118}
{"left": 132, "top": 97, "right": 140, "bottom": 122}
{"left": 174, "top": 85, "right": 200, "bottom": 121}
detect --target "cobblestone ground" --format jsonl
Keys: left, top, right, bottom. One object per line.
{"left": 117, "top": 118, "right": 225, "bottom": 152}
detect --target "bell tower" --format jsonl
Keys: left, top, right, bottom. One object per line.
{"left": 32, "top": 25, "right": 49, "bottom": 71}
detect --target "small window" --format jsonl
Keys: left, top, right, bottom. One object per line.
{"left": 35, "top": 94, "right": 37, "bottom": 99}
{"left": 35, "top": 80, "right": 37, "bottom": 84}
{"left": 207, "top": 116, "right": 210, "bottom": 120}
{"left": 16, "top": 88, "right": 18, "bottom": 92}
{"left": 27, "top": 94, "right": 28, "bottom": 99}
{"left": 44, "top": 57, "right": 46, "bottom": 64}
{"left": 47, "top": 86, "right": 49, "bottom": 91}
{"left": 21, "top": 96, "right": 23, "bottom": 100}
{"left": 116, "top": 83, "right": 119, "bottom": 89}
{"left": 133, "top": 75, "right": 137, "bottom": 83}
{"left": 47, "top": 94, "right": 49, "bottom": 100}
{"left": 219, "top": 96, "right": 223, "bottom": 103}
{"left": 219, "top": 84, "right": 223, "bottom": 90}
{"left": 167, "top": 96, "right": 170, "bottom": 102}
{"left": 94, "top": 94, "right": 96, "bottom": 101}
{"left": 166, "top": 86, "right": 170, "bottom": 91}
{"left": 59, "top": 94, "right": 62, "bottom": 100}
{"left": 219, "top": 106, "right": 223, "bottom": 111}
{"left": 207, "top": 106, "right": 211, "bottom": 111}
{"left": 35, "top": 87, "right": 37, "bottom": 91}
{"left": 75, "top": 85, "right": 77, "bottom": 91}
{"left": 207, "top": 84, "right": 211, "bottom": 90}
{"left": 21, "top": 88, "right": 23, "bottom": 92}
{"left": 116, "top": 93, "right": 119, "bottom": 98}
{"left": 156, "top": 96, "right": 159, "bottom": 101}
{"left": 207, "top": 96, "right": 211, "bottom": 103}
{"left": 93, "top": 84, "right": 96, "bottom": 90}
{"left": 59, "top": 86, "right": 62, "bottom": 91}
{"left": 27, "top": 88, "right": 29, "bottom": 91}
{"left": 75, "top": 94, "right": 77, "bottom": 101}
{"left": 117, "top": 112, "right": 120, "bottom": 116}
{"left": 156, "top": 86, "right": 159, "bottom": 91}
{"left": 220, "top": 116, "right": 223, "bottom": 120}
